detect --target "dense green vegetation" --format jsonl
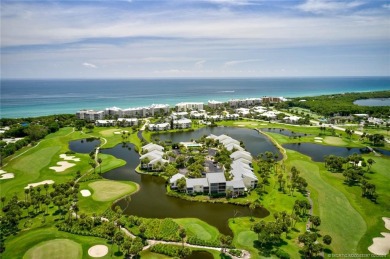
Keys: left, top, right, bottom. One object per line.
{"left": 1, "top": 92, "right": 390, "bottom": 258}
{"left": 287, "top": 91, "right": 390, "bottom": 117}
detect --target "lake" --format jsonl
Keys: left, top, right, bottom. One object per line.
{"left": 69, "top": 128, "right": 274, "bottom": 235}
{"left": 354, "top": 98, "right": 390, "bottom": 107}
{"left": 155, "top": 126, "right": 282, "bottom": 159}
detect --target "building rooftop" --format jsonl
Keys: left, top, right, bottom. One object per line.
{"left": 206, "top": 172, "right": 226, "bottom": 184}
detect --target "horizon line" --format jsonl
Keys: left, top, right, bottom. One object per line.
{"left": 2, "top": 75, "right": 390, "bottom": 80}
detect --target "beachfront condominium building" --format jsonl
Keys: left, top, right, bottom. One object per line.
{"left": 228, "top": 98, "right": 261, "bottom": 108}
{"left": 175, "top": 102, "right": 204, "bottom": 112}
{"left": 107, "top": 104, "right": 170, "bottom": 118}
{"left": 261, "top": 96, "right": 287, "bottom": 104}
{"left": 77, "top": 104, "right": 169, "bottom": 120}
{"left": 208, "top": 100, "right": 224, "bottom": 109}
{"left": 76, "top": 110, "right": 105, "bottom": 121}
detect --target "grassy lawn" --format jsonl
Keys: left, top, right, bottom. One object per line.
{"left": 88, "top": 180, "right": 139, "bottom": 202}
{"left": 173, "top": 218, "right": 220, "bottom": 241}
{"left": 23, "top": 238, "right": 82, "bottom": 259}
{"left": 3, "top": 227, "right": 115, "bottom": 259}
{"left": 285, "top": 149, "right": 369, "bottom": 254}
{"left": 229, "top": 217, "right": 303, "bottom": 259}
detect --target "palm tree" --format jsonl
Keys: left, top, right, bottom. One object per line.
{"left": 97, "top": 158, "right": 103, "bottom": 173}
{"left": 44, "top": 183, "right": 49, "bottom": 197}
{"left": 179, "top": 228, "right": 186, "bottom": 248}
{"left": 24, "top": 189, "right": 30, "bottom": 202}
{"left": 249, "top": 202, "right": 256, "bottom": 221}
{"left": 1, "top": 196, "right": 6, "bottom": 208}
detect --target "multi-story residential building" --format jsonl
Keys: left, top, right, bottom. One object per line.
{"left": 175, "top": 102, "right": 204, "bottom": 112}
{"left": 148, "top": 123, "right": 171, "bottom": 131}
{"left": 208, "top": 100, "right": 224, "bottom": 109}
{"left": 76, "top": 110, "right": 104, "bottom": 121}
{"left": 173, "top": 118, "right": 192, "bottom": 129}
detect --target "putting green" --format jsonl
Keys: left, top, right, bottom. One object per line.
{"left": 323, "top": 136, "right": 347, "bottom": 146}
{"left": 88, "top": 180, "right": 138, "bottom": 202}
{"left": 23, "top": 239, "right": 82, "bottom": 259}
{"left": 174, "top": 218, "right": 219, "bottom": 241}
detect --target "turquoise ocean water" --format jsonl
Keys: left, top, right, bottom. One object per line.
{"left": 1, "top": 77, "right": 389, "bottom": 118}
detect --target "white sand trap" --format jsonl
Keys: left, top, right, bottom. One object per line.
{"left": 0, "top": 170, "right": 14, "bottom": 180}
{"left": 114, "top": 130, "right": 129, "bottom": 135}
{"left": 59, "top": 154, "right": 80, "bottom": 162}
{"left": 315, "top": 140, "right": 323, "bottom": 143}
{"left": 383, "top": 217, "right": 390, "bottom": 230}
{"left": 80, "top": 189, "right": 91, "bottom": 197}
{"left": 368, "top": 232, "right": 390, "bottom": 255}
{"left": 25, "top": 180, "right": 54, "bottom": 189}
{"left": 50, "top": 161, "right": 75, "bottom": 172}
{"left": 368, "top": 217, "right": 390, "bottom": 256}
{"left": 314, "top": 137, "right": 323, "bottom": 140}
{"left": 88, "top": 245, "right": 108, "bottom": 257}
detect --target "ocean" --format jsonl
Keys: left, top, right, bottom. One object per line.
{"left": 1, "top": 77, "right": 389, "bottom": 118}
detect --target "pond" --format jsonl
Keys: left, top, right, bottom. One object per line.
{"left": 261, "top": 128, "right": 310, "bottom": 137}
{"left": 69, "top": 138, "right": 270, "bottom": 235}
{"left": 69, "top": 138, "right": 100, "bottom": 153}
{"left": 155, "top": 126, "right": 282, "bottom": 159}
{"left": 354, "top": 98, "right": 390, "bottom": 107}
{"left": 283, "top": 143, "right": 370, "bottom": 162}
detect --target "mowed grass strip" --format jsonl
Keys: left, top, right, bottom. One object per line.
{"left": 173, "top": 218, "right": 220, "bottom": 241}
{"left": 287, "top": 150, "right": 367, "bottom": 254}
{"left": 23, "top": 239, "right": 82, "bottom": 259}
{"left": 88, "top": 180, "right": 138, "bottom": 202}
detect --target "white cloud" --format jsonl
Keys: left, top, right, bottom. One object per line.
{"left": 383, "top": 4, "right": 390, "bottom": 10}
{"left": 195, "top": 60, "right": 206, "bottom": 69}
{"left": 205, "top": 0, "right": 259, "bottom": 6}
{"left": 82, "top": 62, "right": 97, "bottom": 68}
{"left": 224, "top": 59, "right": 263, "bottom": 67}
{"left": 297, "top": 0, "right": 365, "bottom": 14}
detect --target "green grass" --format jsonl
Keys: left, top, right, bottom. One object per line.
{"left": 173, "top": 218, "right": 220, "bottom": 241}
{"left": 285, "top": 149, "right": 367, "bottom": 254}
{"left": 323, "top": 136, "right": 348, "bottom": 146}
{"left": 3, "top": 227, "right": 115, "bottom": 259}
{"left": 88, "top": 180, "right": 139, "bottom": 202}
{"left": 23, "top": 238, "right": 82, "bottom": 259}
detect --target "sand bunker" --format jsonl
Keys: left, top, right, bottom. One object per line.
{"left": 314, "top": 137, "right": 323, "bottom": 140}
{"left": 0, "top": 169, "right": 14, "bottom": 180}
{"left": 368, "top": 217, "right": 390, "bottom": 256}
{"left": 114, "top": 130, "right": 129, "bottom": 135}
{"left": 88, "top": 245, "right": 108, "bottom": 257}
{"left": 384, "top": 217, "right": 390, "bottom": 230}
{"left": 59, "top": 154, "right": 80, "bottom": 162}
{"left": 368, "top": 233, "right": 390, "bottom": 256}
{"left": 25, "top": 180, "right": 54, "bottom": 189}
{"left": 80, "top": 189, "right": 91, "bottom": 197}
{"left": 315, "top": 140, "right": 323, "bottom": 143}
{"left": 50, "top": 161, "right": 75, "bottom": 172}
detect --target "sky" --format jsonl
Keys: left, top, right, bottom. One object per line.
{"left": 1, "top": 0, "right": 389, "bottom": 79}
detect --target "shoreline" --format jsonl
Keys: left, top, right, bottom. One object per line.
{"left": 2, "top": 79, "right": 389, "bottom": 119}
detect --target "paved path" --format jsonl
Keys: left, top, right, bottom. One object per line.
{"left": 144, "top": 240, "right": 250, "bottom": 259}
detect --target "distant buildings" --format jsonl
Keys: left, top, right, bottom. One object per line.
{"left": 175, "top": 102, "right": 204, "bottom": 112}
{"left": 76, "top": 96, "right": 286, "bottom": 122}
{"left": 76, "top": 104, "right": 169, "bottom": 121}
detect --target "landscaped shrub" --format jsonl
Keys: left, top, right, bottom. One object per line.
{"left": 187, "top": 236, "right": 219, "bottom": 247}
{"left": 229, "top": 249, "right": 242, "bottom": 257}
{"left": 150, "top": 244, "right": 190, "bottom": 257}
